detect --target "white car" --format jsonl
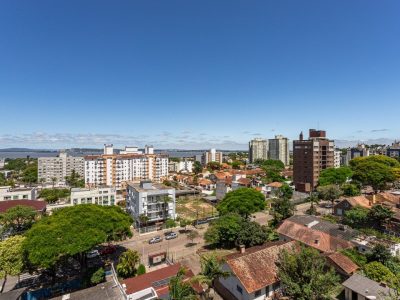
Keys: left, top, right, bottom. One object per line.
{"left": 86, "top": 250, "right": 100, "bottom": 259}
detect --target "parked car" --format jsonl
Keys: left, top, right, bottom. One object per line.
{"left": 86, "top": 250, "right": 100, "bottom": 259}
{"left": 165, "top": 232, "right": 178, "bottom": 240}
{"left": 149, "top": 236, "right": 163, "bottom": 244}
{"left": 100, "top": 245, "right": 116, "bottom": 255}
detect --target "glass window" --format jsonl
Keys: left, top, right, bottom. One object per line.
{"left": 236, "top": 285, "right": 243, "bottom": 294}
{"left": 255, "top": 290, "right": 261, "bottom": 297}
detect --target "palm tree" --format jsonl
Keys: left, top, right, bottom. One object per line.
{"left": 116, "top": 249, "right": 140, "bottom": 279}
{"left": 162, "top": 196, "right": 173, "bottom": 221}
{"left": 307, "top": 192, "right": 320, "bottom": 215}
{"left": 192, "top": 253, "right": 230, "bottom": 299}
{"left": 168, "top": 267, "right": 197, "bottom": 300}
{"left": 51, "top": 177, "right": 57, "bottom": 189}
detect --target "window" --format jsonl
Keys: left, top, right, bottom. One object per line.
{"left": 236, "top": 285, "right": 243, "bottom": 294}
{"left": 255, "top": 290, "right": 261, "bottom": 297}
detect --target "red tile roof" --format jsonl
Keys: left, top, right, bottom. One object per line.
{"left": 237, "top": 178, "right": 251, "bottom": 185}
{"left": 122, "top": 263, "right": 202, "bottom": 296}
{"left": 0, "top": 200, "right": 47, "bottom": 213}
{"left": 277, "top": 220, "right": 354, "bottom": 253}
{"left": 327, "top": 252, "right": 359, "bottom": 275}
{"left": 225, "top": 241, "right": 296, "bottom": 294}
{"left": 267, "top": 182, "right": 283, "bottom": 188}
{"left": 345, "top": 196, "right": 372, "bottom": 209}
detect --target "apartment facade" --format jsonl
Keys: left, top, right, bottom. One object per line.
{"left": 169, "top": 159, "right": 193, "bottom": 173}
{"left": 293, "top": 129, "right": 335, "bottom": 192}
{"left": 70, "top": 186, "right": 116, "bottom": 206}
{"left": 85, "top": 145, "right": 169, "bottom": 189}
{"left": 345, "top": 144, "right": 370, "bottom": 165}
{"left": 0, "top": 158, "right": 4, "bottom": 169}
{"left": 268, "top": 135, "right": 289, "bottom": 166}
{"left": 249, "top": 138, "right": 268, "bottom": 163}
{"left": 38, "top": 151, "right": 84, "bottom": 185}
{"left": 126, "top": 180, "right": 176, "bottom": 227}
{"left": 387, "top": 141, "right": 400, "bottom": 159}
{"left": 0, "top": 186, "right": 38, "bottom": 201}
{"left": 200, "top": 148, "right": 223, "bottom": 166}
{"left": 334, "top": 150, "right": 341, "bottom": 168}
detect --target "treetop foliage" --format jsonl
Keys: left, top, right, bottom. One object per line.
{"left": 217, "top": 188, "right": 265, "bottom": 218}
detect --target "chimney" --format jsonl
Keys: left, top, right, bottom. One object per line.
{"left": 299, "top": 131, "right": 303, "bottom": 141}
{"left": 239, "top": 244, "right": 245, "bottom": 254}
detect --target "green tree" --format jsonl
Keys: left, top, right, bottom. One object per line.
{"left": 179, "top": 218, "right": 191, "bottom": 232}
{"left": 0, "top": 205, "right": 37, "bottom": 234}
{"left": 351, "top": 158, "right": 397, "bottom": 193}
{"left": 342, "top": 183, "right": 361, "bottom": 196}
{"left": 22, "top": 164, "right": 38, "bottom": 184}
{"left": 318, "top": 167, "right": 353, "bottom": 186}
{"left": 65, "top": 169, "right": 85, "bottom": 188}
{"left": 137, "top": 264, "right": 146, "bottom": 275}
{"left": 193, "top": 161, "right": 202, "bottom": 174}
{"left": 364, "top": 261, "right": 396, "bottom": 284}
{"left": 235, "top": 220, "right": 272, "bottom": 247}
{"left": 207, "top": 162, "right": 221, "bottom": 171}
{"left": 168, "top": 268, "right": 197, "bottom": 300}
{"left": 271, "top": 197, "right": 295, "bottom": 225}
{"left": 39, "top": 188, "right": 70, "bottom": 203}
{"left": 165, "top": 218, "right": 177, "bottom": 231}
{"left": 343, "top": 206, "right": 369, "bottom": 228}
{"left": 0, "top": 173, "right": 7, "bottom": 186}
{"left": 117, "top": 249, "right": 140, "bottom": 279}
{"left": 204, "top": 214, "right": 243, "bottom": 247}
{"left": 24, "top": 205, "right": 132, "bottom": 269}
{"left": 367, "top": 244, "right": 392, "bottom": 264}
{"left": 0, "top": 235, "right": 26, "bottom": 293}
{"left": 90, "top": 267, "right": 105, "bottom": 285}
{"left": 217, "top": 188, "right": 265, "bottom": 218}
{"left": 275, "top": 184, "right": 293, "bottom": 200}
{"left": 368, "top": 204, "right": 394, "bottom": 229}
{"left": 277, "top": 245, "right": 340, "bottom": 300}
{"left": 317, "top": 184, "right": 343, "bottom": 210}
{"left": 186, "top": 230, "right": 199, "bottom": 244}
{"left": 306, "top": 192, "right": 320, "bottom": 215}
{"left": 193, "top": 253, "right": 230, "bottom": 299}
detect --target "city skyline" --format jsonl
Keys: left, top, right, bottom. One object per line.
{"left": 1, "top": 1, "right": 400, "bottom": 149}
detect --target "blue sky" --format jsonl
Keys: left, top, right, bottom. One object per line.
{"left": 0, "top": 0, "right": 399, "bottom": 149}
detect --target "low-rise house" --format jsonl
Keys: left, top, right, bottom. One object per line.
{"left": 121, "top": 263, "right": 202, "bottom": 300}
{"left": 216, "top": 179, "right": 231, "bottom": 200}
{"left": 198, "top": 178, "right": 215, "bottom": 191}
{"left": 0, "top": 186, "right": 38, "bottom": 201}
{"left": 231, "top": 177, "right": 252, "bottom": 191}
{"left": 342, "top": 273, "right": 393, "bottom": 300}
{"left": 352, "top": 235, "right": 400, "bottom": 257}
{"left": 333, "top": 196, "right": 372, "bottom": 216}
{"left": 70, "top": 186, "right": 116, "bottom": 206}
{"left": 265, "top": 182, "right": 284, "bottom": 197}
{"left": 277, "top": 215, "right": 356, "bottom": 253}
{"left": 326, "top": 252, "right": 359, "bottom": 277}
{"left": 126, "top": 180, "right": 176, "bottom": 228}
{"left": 216, "top": 241, "right": 296, "bottom": 300}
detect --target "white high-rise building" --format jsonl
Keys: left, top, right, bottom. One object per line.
{"left": 85, "top": 145, "right": 169, "bottom": 189}
{"left": 126, "top": 180, "right": 176, "bottom": 227}
{"left": 249, "top": 138, "right": 268, "bottom": 163}
{"left": 38, "top": 151, "right": 84, "bottom": 185}
{"left": 268, "top": 135, "right": 290, "bottom": 166}
{"left": 334, "top": 149, "right": 341, "bottom": 168}
{"left": 200, "top": 148, "right": 223, "bottom": 166}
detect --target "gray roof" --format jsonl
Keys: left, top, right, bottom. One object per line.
{"left": 342, "top": 274, "right": 392, "bottom": 299}
{"left": 286, "top": 215, "right": 359, "bottom": 241}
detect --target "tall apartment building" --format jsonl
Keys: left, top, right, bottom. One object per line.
{"left": 126, "top": 180, "right": 176, "bottom": 227}
{"left": 268, "top": 135, "right": 290, "bottom": 166}
{"left": 0, "top": 158, "right": 5, "bottom": 169}
{"left": 249, "top": 138, "right": 268, "bottom": 163}
{"left": 344, "top": 144, "right": 370, "bottom": 165}
{"left": 293, "top": 129, "right": 335, "bottom": 192}
{"left": 38, "top": 151, "right": 84, "bottom": 185}
{"left": 85, "top": 144, "right": 169, "bottom": 189}
{"left": 200, "top": 148, "right": 223, "bottom": 166}
{"left": 334, "top": 150, "right": 341, "bottom": 168}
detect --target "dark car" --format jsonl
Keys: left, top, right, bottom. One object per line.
{"left": 100, "top": 245, "right": 116, "bottom": 255}
{"left": 149, "top": 236, "right": 163, "bottom": 244}
{"left": 165, "top": 232, "right": 178, "bottom": 240}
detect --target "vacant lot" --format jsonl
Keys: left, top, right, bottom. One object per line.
{"left": 176, "top": 197, "right": 217, "bottom": 220}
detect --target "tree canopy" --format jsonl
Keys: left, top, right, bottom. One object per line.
{"left": 318, "top": 167, "right": 353, "bottom": 186}
{"left": 277, "top": 245, "right": 339, "bottom": 300}
{"left": 0, "top": 205, "right": 37, "bottom": 235}
{"left": 117, "top": 249, "right": 140, "bottom": 279}
{"left": 23, "top": 205, "right": 132, "bottom": 269}
{"left": 350, "top": 156, "right": 399, "bottom": 192}
{"left": 217, "top": 188, "right": 265, "bottom": 218}
{"left": 39, "top": 188, "right": 70, "bottom": 203}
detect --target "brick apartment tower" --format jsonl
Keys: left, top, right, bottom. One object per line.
{"left": 293, "top": 129, "right": 335, "bottom": 192}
